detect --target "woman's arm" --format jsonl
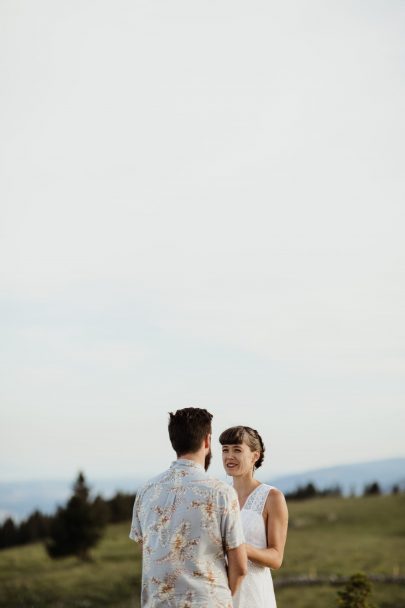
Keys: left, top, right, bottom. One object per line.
{"left": 246, "top": 488, "right": 288, "bottom": 569}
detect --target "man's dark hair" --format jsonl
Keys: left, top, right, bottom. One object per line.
{"left": 168, "top": 407, "right": 213, "bottom": 456}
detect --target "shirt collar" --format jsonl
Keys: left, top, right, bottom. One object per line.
{"left": 171, "top": 458, "right": 206, "bottom": 472}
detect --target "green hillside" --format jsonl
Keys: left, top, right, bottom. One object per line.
{"left": 1, "top": 494, "right": 404, "bottom": 607}
{"left": 273, "top": 493, "right": 405, "bottom": 607}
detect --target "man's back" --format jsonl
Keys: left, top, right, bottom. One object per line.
{"left": 130, "top": 459, "right": 244, "bottom": 608}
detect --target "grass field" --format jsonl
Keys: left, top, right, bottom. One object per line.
{"left": 1, "top": 494, "right": 404, "bottom": 607}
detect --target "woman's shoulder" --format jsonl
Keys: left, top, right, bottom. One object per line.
{"left": 261, "top": 484, "right": 287, "bottom": 506}
{"left": 262, "top": 485, "right": 288, "bottom": 516}
{"left": 261, "top": 483, "right": 284, "bottom": 496}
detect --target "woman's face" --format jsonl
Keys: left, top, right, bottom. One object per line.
{"left": 221, "top": 441, "right": 259, "bottom": 477}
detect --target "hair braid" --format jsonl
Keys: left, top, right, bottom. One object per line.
{"left": 252, "top": 428, "right": 265, "bottom": 469}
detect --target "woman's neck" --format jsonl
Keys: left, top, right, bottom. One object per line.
{"left": 232, "top": 473, "right": 261, "bottom": 504}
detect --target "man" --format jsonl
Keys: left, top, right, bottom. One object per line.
{"left": 129, "top": 407, "right": 247, "bottom": 607}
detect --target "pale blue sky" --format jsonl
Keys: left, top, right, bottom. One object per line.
{"left": 0, "top": 0, "right": 404, "bottom": 484}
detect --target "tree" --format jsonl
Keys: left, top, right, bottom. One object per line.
{"left": 337, "top": 573, "right": 376, "bottom": 608}
{"left": 107, "top": 491, "right": 135, "bottom": 523}
{"left": 19, "top": 510, "right": 52, "bottom": 545}
{"left": 363, "top": 482, "right": 381, "bottom": 496}
{"left": 45, "top": 471, "right": 106, "bottom": 561}
{"left": 286, "top": 482, "right": 318, "bottom": 500}
{"left": 0, "top": 518, "right": 18, "bottom": 549}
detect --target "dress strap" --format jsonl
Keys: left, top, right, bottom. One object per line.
{"left": 244, "top": 483, "right": 273, "bottom": 514}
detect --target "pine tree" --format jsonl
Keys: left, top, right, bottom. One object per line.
{"left": 363, "top": 482, "right": 381, "bottom": 496}
{"left": 46, "top": 471, "right": 106, "bottom": 561}
{"left": 337, "top": 573, "right": 376, "bottom": 608}
{"left": 0, "top": 517, "right": 18, "bottom": 549}
{"left": 19, "top": 510, "right": 52, "bottom": 544}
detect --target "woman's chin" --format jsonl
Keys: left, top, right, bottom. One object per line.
{"left": 225, "top": 467, "right": 241, "bottom": 477}
{"left": 224, "top": 468, "right": 236, "bottom": 477}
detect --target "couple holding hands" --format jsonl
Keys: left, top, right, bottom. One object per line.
{"left": 130, "top": 407, "right": 288, "bottom": 607}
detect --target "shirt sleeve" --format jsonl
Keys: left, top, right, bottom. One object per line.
{"left": 220, "top": 485, "right": 245, "bottom": 551}
{"left": 129, "top": 491, "right": 143, "bottom": 543}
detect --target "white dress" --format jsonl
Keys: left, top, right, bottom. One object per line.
{"left": 233, "top": 483, "right": 277, "bottom": 608}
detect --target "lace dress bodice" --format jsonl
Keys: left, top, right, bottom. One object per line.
{"left": 233, "top": 483, "right": 277, "bottom": 608}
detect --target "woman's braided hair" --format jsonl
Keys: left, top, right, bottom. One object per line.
{"left": 219, "top": 425, "right": 266, "bottom": 469}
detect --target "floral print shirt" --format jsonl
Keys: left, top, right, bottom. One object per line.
{"left": 129, "top": 459, "right": 245, "bottom": 608}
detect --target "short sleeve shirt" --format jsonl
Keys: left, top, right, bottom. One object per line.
{"left": 129, "top": 459, "right": 245, "bottom": 608}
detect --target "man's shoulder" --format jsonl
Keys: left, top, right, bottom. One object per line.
{"left": 135, "top": 468, "right": 171, "bottom": 497}
{"left": 203, "top": 476, "right": 238, "bottom": 500}
{"left": 136, "top": 468, "right": 237, "bottom": 503}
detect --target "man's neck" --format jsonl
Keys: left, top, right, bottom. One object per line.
{"left": 177, "top": 451, "right": 205, "bottom": 469}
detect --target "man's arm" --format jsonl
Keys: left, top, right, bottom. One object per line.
{"left": 246, "top": 489, "right": 288, "bottom": 569}
{"left": 220, "top": 485, "right": 247, "bottom": 594}
{"left": 129, "top": 492, "right": 143, "bottom": 544}
{"left": 226, "top": 544, "right": 248, "bottom": 596}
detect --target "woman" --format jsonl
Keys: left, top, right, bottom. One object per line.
{"left": 219, "top": 426, "right": 288, "bottom": 608}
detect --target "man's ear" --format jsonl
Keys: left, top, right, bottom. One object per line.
{"left": 204, "top": 433, "right": 211, "bottom": 449}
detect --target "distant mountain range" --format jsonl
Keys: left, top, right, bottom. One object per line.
{"left": 0, "top": 476, "right": 143, "bottom": 524}
{"left": 270, "top": 457, "right": 405, "bottom": 496}
{"left": 1, "top": 457, "right": 404, "bottom": 523}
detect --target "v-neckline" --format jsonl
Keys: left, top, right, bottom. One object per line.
{"left": 240, "top": 483, "right": 262, "bottom": 511}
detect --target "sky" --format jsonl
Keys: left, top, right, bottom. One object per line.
{"left": 0, "top": 0, "right": 404, "bottom": 486}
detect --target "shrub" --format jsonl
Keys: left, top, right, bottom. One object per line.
{"left": 337, "top": 572, "right": 376, "bottom": 608}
